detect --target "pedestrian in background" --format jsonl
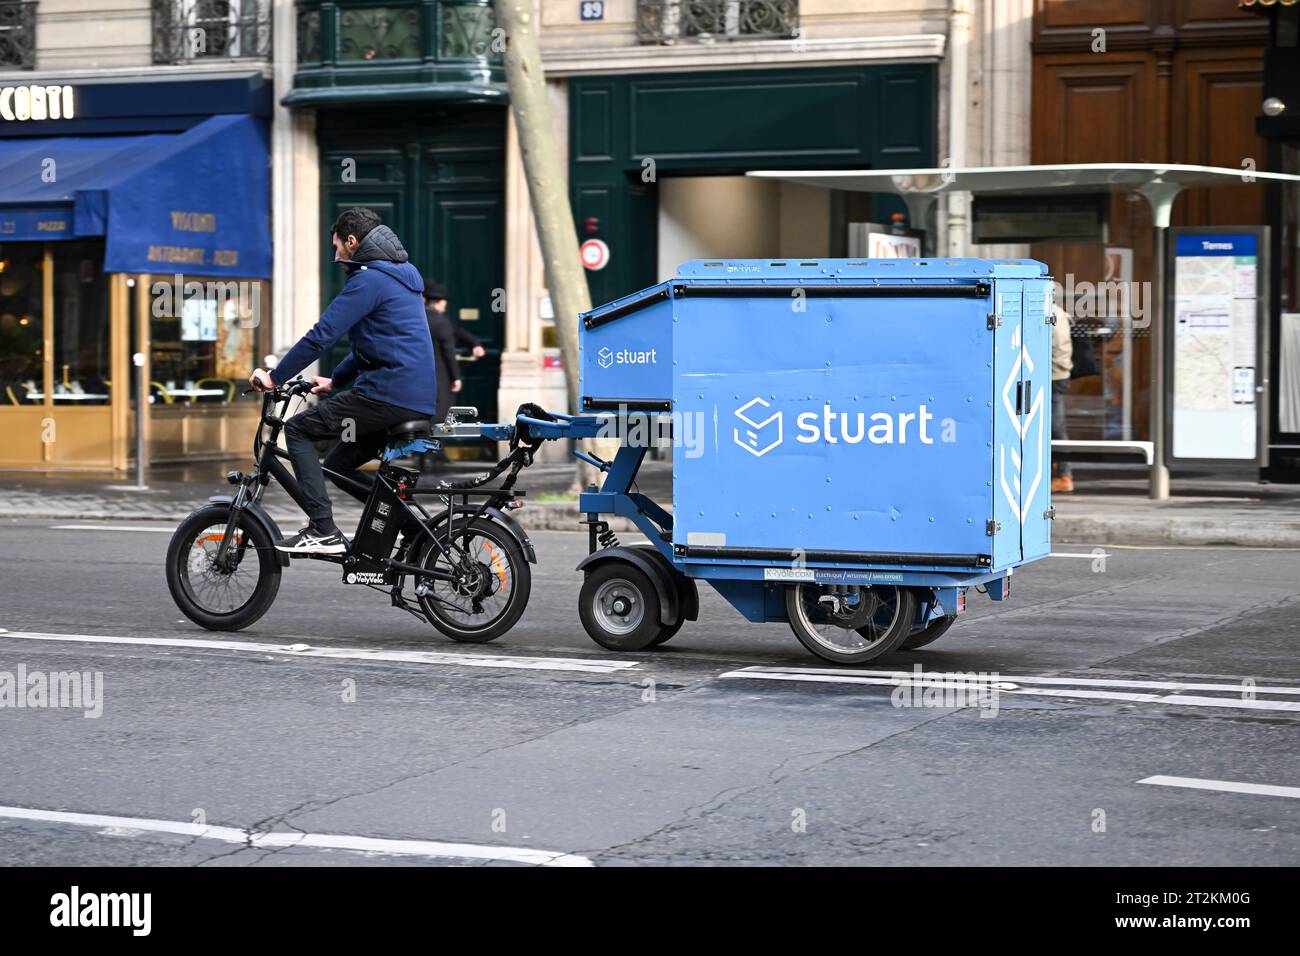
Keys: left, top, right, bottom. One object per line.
{"left": 423, "top": 279, "right": 462, "bottom": 422}
{"left": 424, "top": 280, "right": 486, "bottom": 361}
{"left": 1051, "top": 305, "right": 1074, "bottom": 494}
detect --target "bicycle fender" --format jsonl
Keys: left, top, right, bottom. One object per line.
{"left": 207, "top": 496, "right": 290, "bottom": 567}
{"left": 482, "top": 506, "right": 537, "bottom": 564}
{"left": 576, "top": 546, "right": 679, "bottom": 626}
{"left": 429, "top": 504, "right": 537, "bottom": 564}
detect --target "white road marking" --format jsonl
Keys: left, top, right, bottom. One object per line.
{"left": 0, "top": 805, "right": 591, "bottom": 866}
{"left": 0, "top": 630, "right": 638, "bottom": 675}
{"left": 49, "top": 524, "right": 175, "bottom": 533}
{"left": 1138, "top": 776, "right": 1300, "bottom": 800}
{"left": 1049, "top": 551, "right": 1110, "bottom": 558}
{"left": 720, "top": 667, "right": 1300, "bottom": 712}
{"left": 728, "top": 666, "right": 1300, "bottom": 695}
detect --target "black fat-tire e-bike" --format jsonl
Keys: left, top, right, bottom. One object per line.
{"left": 165, "top": 379, "right": 538, "bottom": 641}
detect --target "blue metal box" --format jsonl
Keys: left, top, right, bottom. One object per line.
{"left": 580, "top": 258, "right": 1054, "bottom": 575}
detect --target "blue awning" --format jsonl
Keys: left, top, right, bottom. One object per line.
{"left": 0, "top": 114, "right": 271, "bottom": 278}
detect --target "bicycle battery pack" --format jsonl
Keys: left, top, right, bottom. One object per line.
{"left": 351, "top": 469, "right": 414, "bottom": 565}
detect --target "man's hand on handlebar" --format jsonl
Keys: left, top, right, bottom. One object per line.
{"left": 244, "top": 372, "right": 315, "bottom": 398}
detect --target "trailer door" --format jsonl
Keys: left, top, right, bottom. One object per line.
{"left": 1019, "top": 281, "right": 1054, "bottom": 562}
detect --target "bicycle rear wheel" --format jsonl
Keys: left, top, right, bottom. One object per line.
{"left": 166, "top": 505, "right": 281, "bottom": 630}
{"left": 413, "top": 517, "right": 530, "bottom": 643}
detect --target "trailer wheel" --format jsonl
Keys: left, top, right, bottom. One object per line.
{"left": 901, "top": 614, "right": 956, "bottom": 650}
{"left": 786, "top": 583, "right": 917, "bottom": 665}
{"left": 579, "top": 563, "right": 664, "bottom": 652}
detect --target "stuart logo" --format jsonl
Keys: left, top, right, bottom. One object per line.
{"left": 733, "top": 397, "right": 950, "bottom": 459}
{"left": 597, "top": 346, "right": 656, "bottom": 369}
{"left": 734, "top": 397, "right": 783, "bottom": 457}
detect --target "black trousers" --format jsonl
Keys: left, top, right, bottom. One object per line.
{"left": 283, "top": 389, "right": 428, "bottom": 531}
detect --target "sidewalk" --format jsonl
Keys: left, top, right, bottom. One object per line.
{"left": 2, "top": 461, "right": 1298, "bottom": 547}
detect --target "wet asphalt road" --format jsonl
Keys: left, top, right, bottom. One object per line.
{"left": 0, "top": 518, "right": 1297, "bottom": 866}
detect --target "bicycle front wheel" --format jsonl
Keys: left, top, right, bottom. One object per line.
{"left": 166, "top": 505, "right": 281, "bottom": 630}
{"left": 413, "top": 517, "right": 531, "bottom": 643}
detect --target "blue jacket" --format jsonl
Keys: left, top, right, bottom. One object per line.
{"left": 271, "top": 225, "right": 436, "bottom": 416}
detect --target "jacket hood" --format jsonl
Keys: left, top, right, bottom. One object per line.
{"left": 351, "top": 225, "right": 409, "bottom": 265}
{"left": 340, "top": 225, "right": 424, "bottom": 293}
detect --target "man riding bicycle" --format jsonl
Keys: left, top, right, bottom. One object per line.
{"left": 249, "top": 207, "right": 436, "bottom": 555}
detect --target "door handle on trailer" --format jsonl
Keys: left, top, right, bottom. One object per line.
{"left": 1015, "top": 381, "right": 1023, "bottom": 415}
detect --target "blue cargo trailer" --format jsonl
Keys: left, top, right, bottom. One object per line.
{"left": 464, "top": 258, "right": 1056, "bottom": 664}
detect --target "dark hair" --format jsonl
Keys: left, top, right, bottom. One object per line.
{"left": 332, "top": 207, "right": 381, "bottom": 243}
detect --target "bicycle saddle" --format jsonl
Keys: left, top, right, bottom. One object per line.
{"left": 387, "top": 419, "right": 433, "bottom": 438}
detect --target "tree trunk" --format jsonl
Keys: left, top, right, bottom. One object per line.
{"left": 496, "top": 0, "right": 592, "bottom": 463}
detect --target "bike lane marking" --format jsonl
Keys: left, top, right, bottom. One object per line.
{"left": 1137, "top": 776, "right": 1300, "bottom": 800}
{"left": 0, "top": 630, "right": 638, "bottom": 675}
{"left": 0, "top": 805, "right": 592, "bottom": 866}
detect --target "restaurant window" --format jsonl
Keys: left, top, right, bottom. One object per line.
{"left": 51, "top": 240, "right": 110, "bottom": 405}
{"left": 0, "top": 242, "right": 43, "bottom": 405}
{"left": 148, "top": 275, "right": 266, "bottom": 406}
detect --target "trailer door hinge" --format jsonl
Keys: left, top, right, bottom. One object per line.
{"left": 987, "top": 313, "right": 1001, "bottom": 330}
{"left": 986, "top": 519, "right": 1001, "bottom": 535}
{"left": 1043, "top": 507, "right": 1056, "bottom": 520}
{"left": 1046, "top": 311, "right": 1057, "bottom": 325}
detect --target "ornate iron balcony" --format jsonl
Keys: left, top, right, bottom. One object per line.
{"left": 287, "top": 1, "right": 503, "bottom": 107}
{"left": 0, "top": 1, "right": 36, "bottom": 70}
{"left": 296, "top": 1, "right": 499, "bottom": 67}
{"left": 152, "top": 0, "right": 273, "bottom": 64}
{"left": 636, "top": 0, "right": 799, "bottom": 44}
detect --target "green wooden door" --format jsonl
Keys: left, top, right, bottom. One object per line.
{"left": 423, "top": 186, "right": 504, "bottom": 422}
{"left": 317, "top": 107, "right": 506, "bottom": 431}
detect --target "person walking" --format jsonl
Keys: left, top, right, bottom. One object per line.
{"left": 1051, "top": 305, "right": 1074, "bottom": 494}
{"left": 423, "top": 279, "right": 463, "bottom": 422}
{"left": 424, "top": 280, "right": 486, "bottom": 361}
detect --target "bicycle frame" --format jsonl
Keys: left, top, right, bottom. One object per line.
{"left": 215, "top": 385, "right": 524, "bottom": 608}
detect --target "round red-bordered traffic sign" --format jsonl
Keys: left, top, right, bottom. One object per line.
{"left": 580, "top": 238, "right": 610, "bottom": 271}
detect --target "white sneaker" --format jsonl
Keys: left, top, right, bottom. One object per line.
{"left": 276, "top": 526, "right": 348, "bottom": 555}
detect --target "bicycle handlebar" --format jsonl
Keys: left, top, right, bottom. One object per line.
{"left": 243, "top": 378, "right": 314, "bottom": 399}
